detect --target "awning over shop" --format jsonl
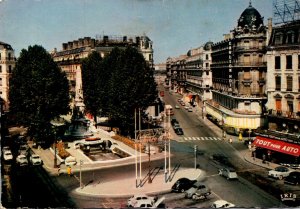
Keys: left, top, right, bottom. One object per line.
{"left": 253, "top": 136, "right": 300, "bottom": 157}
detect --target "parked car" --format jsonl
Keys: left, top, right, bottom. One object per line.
{"left": 188, "top": 107, "right": 193, "bottom": 112}
{"left": 127, "top": 194, "right": 157, "bottom": 207}
{"left": 130, "top": 196, "right": 165, "bottom": 208}
{"left": 268, "top": 166, "right": 291, "bottom": 179}
{"left": 16, "top": 154, "right": 28, "bottom": 166}
{"left": 3, "top": 150, "right": 13, "bottom": 162}
{"left": 2, "top": 146, "right": 10, "bottom": 153}
{"left": 29, "top": 154, "right": 43, "bottom": 165}
{"left": 219, "top": 167, "right": 238, "bottom": 180}
{"left": 171, "top": 118, "right": 179, "bottom": 126}
{"left": 65, "top": 156, "right": 77, "bottom": 166}
{"left": 175, "top": 105, "right": 180, "bottom": 109}
{"left": 18, "top": 144, "right": 29, "bottom": 155}
{"left": 171, "top": 178, "right": 197, "bottom": 193}
{"left": 211, "top": 200, "right": 235, "bottom": 208}
{"left": 172, "top": 124, "right": 181, "bottom": 130}
{"left": 284, "top": 171, "right": 300, "bottom": 185}
{"left": 174, "top": 127, "right": 184, "bottom": 135}
{"left": 184, "top": 182, "right": 211, "bottom": 200}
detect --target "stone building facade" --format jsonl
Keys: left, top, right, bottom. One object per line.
{"left": 166, "top": 42, "right": 213, "bottom": 107}
{"left": 51, "top": 35, "right": 154, "bottom": 110}
{"left": 0, "top": 41, "right": 15, "bottom": 111}
{"left": 265, "top": 20, "right": 300, "bottom": 134}
{"left": 207, "top": 3, "right": 268, "bottom": 135}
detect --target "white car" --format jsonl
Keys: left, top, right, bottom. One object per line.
{"left": 211, "top": 200, "right": 235, "bottom": 208}
{"left": 3, "top": 150, "right": 13, "bottom": 161}
{"left": 16, "top": 154, "right": 28, "bottom": 166}
{"left": 268, "top": 166, "right": 291, "bottom": 179}
{"left": 127, "top": 194, "right": 157, "bottom": 207}
{"left": 127, "top": 195, "right": 165, "bottom": 208}
{"left": 65, "top": 156, "right": 77, "bottom": 166}
{"left": 219, "top": 167, "right": 238, "bottom": 180}
{"left": 30, "top": 154, "right": 43, "bottom": 165}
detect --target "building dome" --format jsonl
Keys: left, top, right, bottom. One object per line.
{"left": 237, "top": 2, "right": 264, "bottom": 29}
{"left": 204, "top": 41, "right": 213, "bottom": 50}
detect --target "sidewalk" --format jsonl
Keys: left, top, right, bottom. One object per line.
{"left": 75, "top": 168, "right": 203, "bottom": 198}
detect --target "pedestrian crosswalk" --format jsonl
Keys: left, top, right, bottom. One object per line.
{"left": 180, "top": 136, "right": 222, "bottom": 141}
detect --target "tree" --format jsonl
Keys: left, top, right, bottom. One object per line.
{"left": 82, "top": 51, "right": 111, "bottom": 123}
{"left": 107, "top": 47, "right": 157, "bottom": 135}
{"left": 9, "top": 45, "right": 70, "bottom": 144}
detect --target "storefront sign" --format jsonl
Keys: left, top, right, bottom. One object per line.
{"left": 253, "top": 136, "right": 300, "bottom": 157}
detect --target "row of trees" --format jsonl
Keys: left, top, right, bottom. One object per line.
{"left": 82, "top": 47, "right": 158, "bottom": 136}
{"left": 8, "top": 45, "right": 157, "bottom": 145}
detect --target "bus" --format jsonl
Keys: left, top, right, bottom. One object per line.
{"left": 165, "top": 104, "right": 174, "bottom": 116}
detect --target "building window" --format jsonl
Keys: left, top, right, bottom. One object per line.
{"left": 275, "top": 76, "right": 281, "bottom": 91}
{"left": 275, "top": 33, "right": 283, "bottom": 45}
{"left": 299, "top": 76, "right": 300, "bottom": 92}
{"left": 275, "top": 56, "right": 281, "bottom": 69}
{"left": 298, "top": 54, "right": 300, "bottom": 69}
{"left": 286, "top": 55, "right": 292, "bottom": 69}
{"left": 0, "top": 78, "right": 2, "bottom": 86}
{"left": 286, "top": 76, "right": 293, "bottom": 91}
{"left": 205, "top": 63, "right": 209, "bottom": 68}
{"left": 206, "top": 54, "right": 209, "bottom": 60}
{"left": 9, "top": 65, "right": 12, "bottom": 73}
{"left": 0, "top": 65, "right": 2, "bottom": 73}
{"left": 8, "top": 53, "right": 11, "bottom": 61}
{"left": 0, "top": 53, "right": 1, "bottom": 60}
{"left": 286, "top": 31, "right": 294, "bottom": 44}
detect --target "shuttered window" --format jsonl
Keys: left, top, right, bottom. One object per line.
{"left": 286, "top": 55, "right": 292, "bottom": 69}
{"left": 286, "top": 76, "right": 293, "bottom": 91}
{"left": 275, "top": 56, "right": 281, "bottom": 69}
{"left": 276, "top": 100, "right": 282, "bottom": 111}
{"left": 275, "top": 76, "right": 281, "bottom": 91}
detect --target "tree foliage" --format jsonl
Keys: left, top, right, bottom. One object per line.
{"left": 81, "top": 46, "right": 157, "bottom": 136}
{"left": 107, "top": 47, "right": 157, "bottom": 135}
{"left": 81, "top": 51, "right": 103, "bottom": 122}
{"left": 9, "top": 45, "right": 70, "bottom": 143}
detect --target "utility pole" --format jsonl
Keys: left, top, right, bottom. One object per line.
{"left": 168, "top": 112, "right": 171, "bottom": 181}
{"left": 194, "top": 145, "right": 198, "bottom": 169}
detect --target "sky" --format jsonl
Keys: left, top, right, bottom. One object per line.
{"left": 0, "top": 0, "right": 273, "bottom": 63}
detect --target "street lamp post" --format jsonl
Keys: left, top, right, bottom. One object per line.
{"left": 148, "top": 139, "right": 152, "bottom": 183}
{"left": 53, "top": 129, "right": 58, "bottom": 168}
{"left": 194, "top": 145, "right": 198, "bottom": 169}
{"left": 80, "top": 160, "right": 83, "bottom": 189}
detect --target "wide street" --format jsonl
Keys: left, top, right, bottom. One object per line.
{"left": 50, "top": 86, "right": 283, "bottom": 208}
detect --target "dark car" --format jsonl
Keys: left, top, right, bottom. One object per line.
{"left": 174, "top": 128, "right": 184, "bottom": 135}
{"left": 284, "top": 171, "right": 300, "bottom": 185}
{"left": 171, "top": 118, "right": 179, "bottom": 126}
{"left": 171, "top": 178, "right": 197, "bottom": 193}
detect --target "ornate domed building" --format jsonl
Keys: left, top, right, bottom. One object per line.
{"left": 207, "top": 2, "right": 268, "bottom": 135}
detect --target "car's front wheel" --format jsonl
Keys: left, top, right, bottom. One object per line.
{"left": 181, "top": 188, "right": 185, "bottom": 193}
{"left": 279, "top": 175, "right": 283, "bottom": 180}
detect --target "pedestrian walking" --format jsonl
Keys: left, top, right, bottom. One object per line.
{"left": 229, "top": 138, "right": 232, "bottom": 143}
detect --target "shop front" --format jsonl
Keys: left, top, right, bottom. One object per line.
{"left": 252, "top": 136, "right": 300, "bottom": 165}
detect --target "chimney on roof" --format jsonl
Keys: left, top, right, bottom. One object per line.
{"left": 62, "top": 43, "right": 68, "bottom": 51}
{"left": 78, "top": 38, "right": 84, "bottom": 47}
{"left": 68, "top": 42, "right": 73, "bottom": 50}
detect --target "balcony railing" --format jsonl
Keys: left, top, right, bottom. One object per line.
{"left": 267, "top": 109, "right": 300, "bottom": 119}
{"left": 233, "top": 61, "right": 267, "bottom": 67}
